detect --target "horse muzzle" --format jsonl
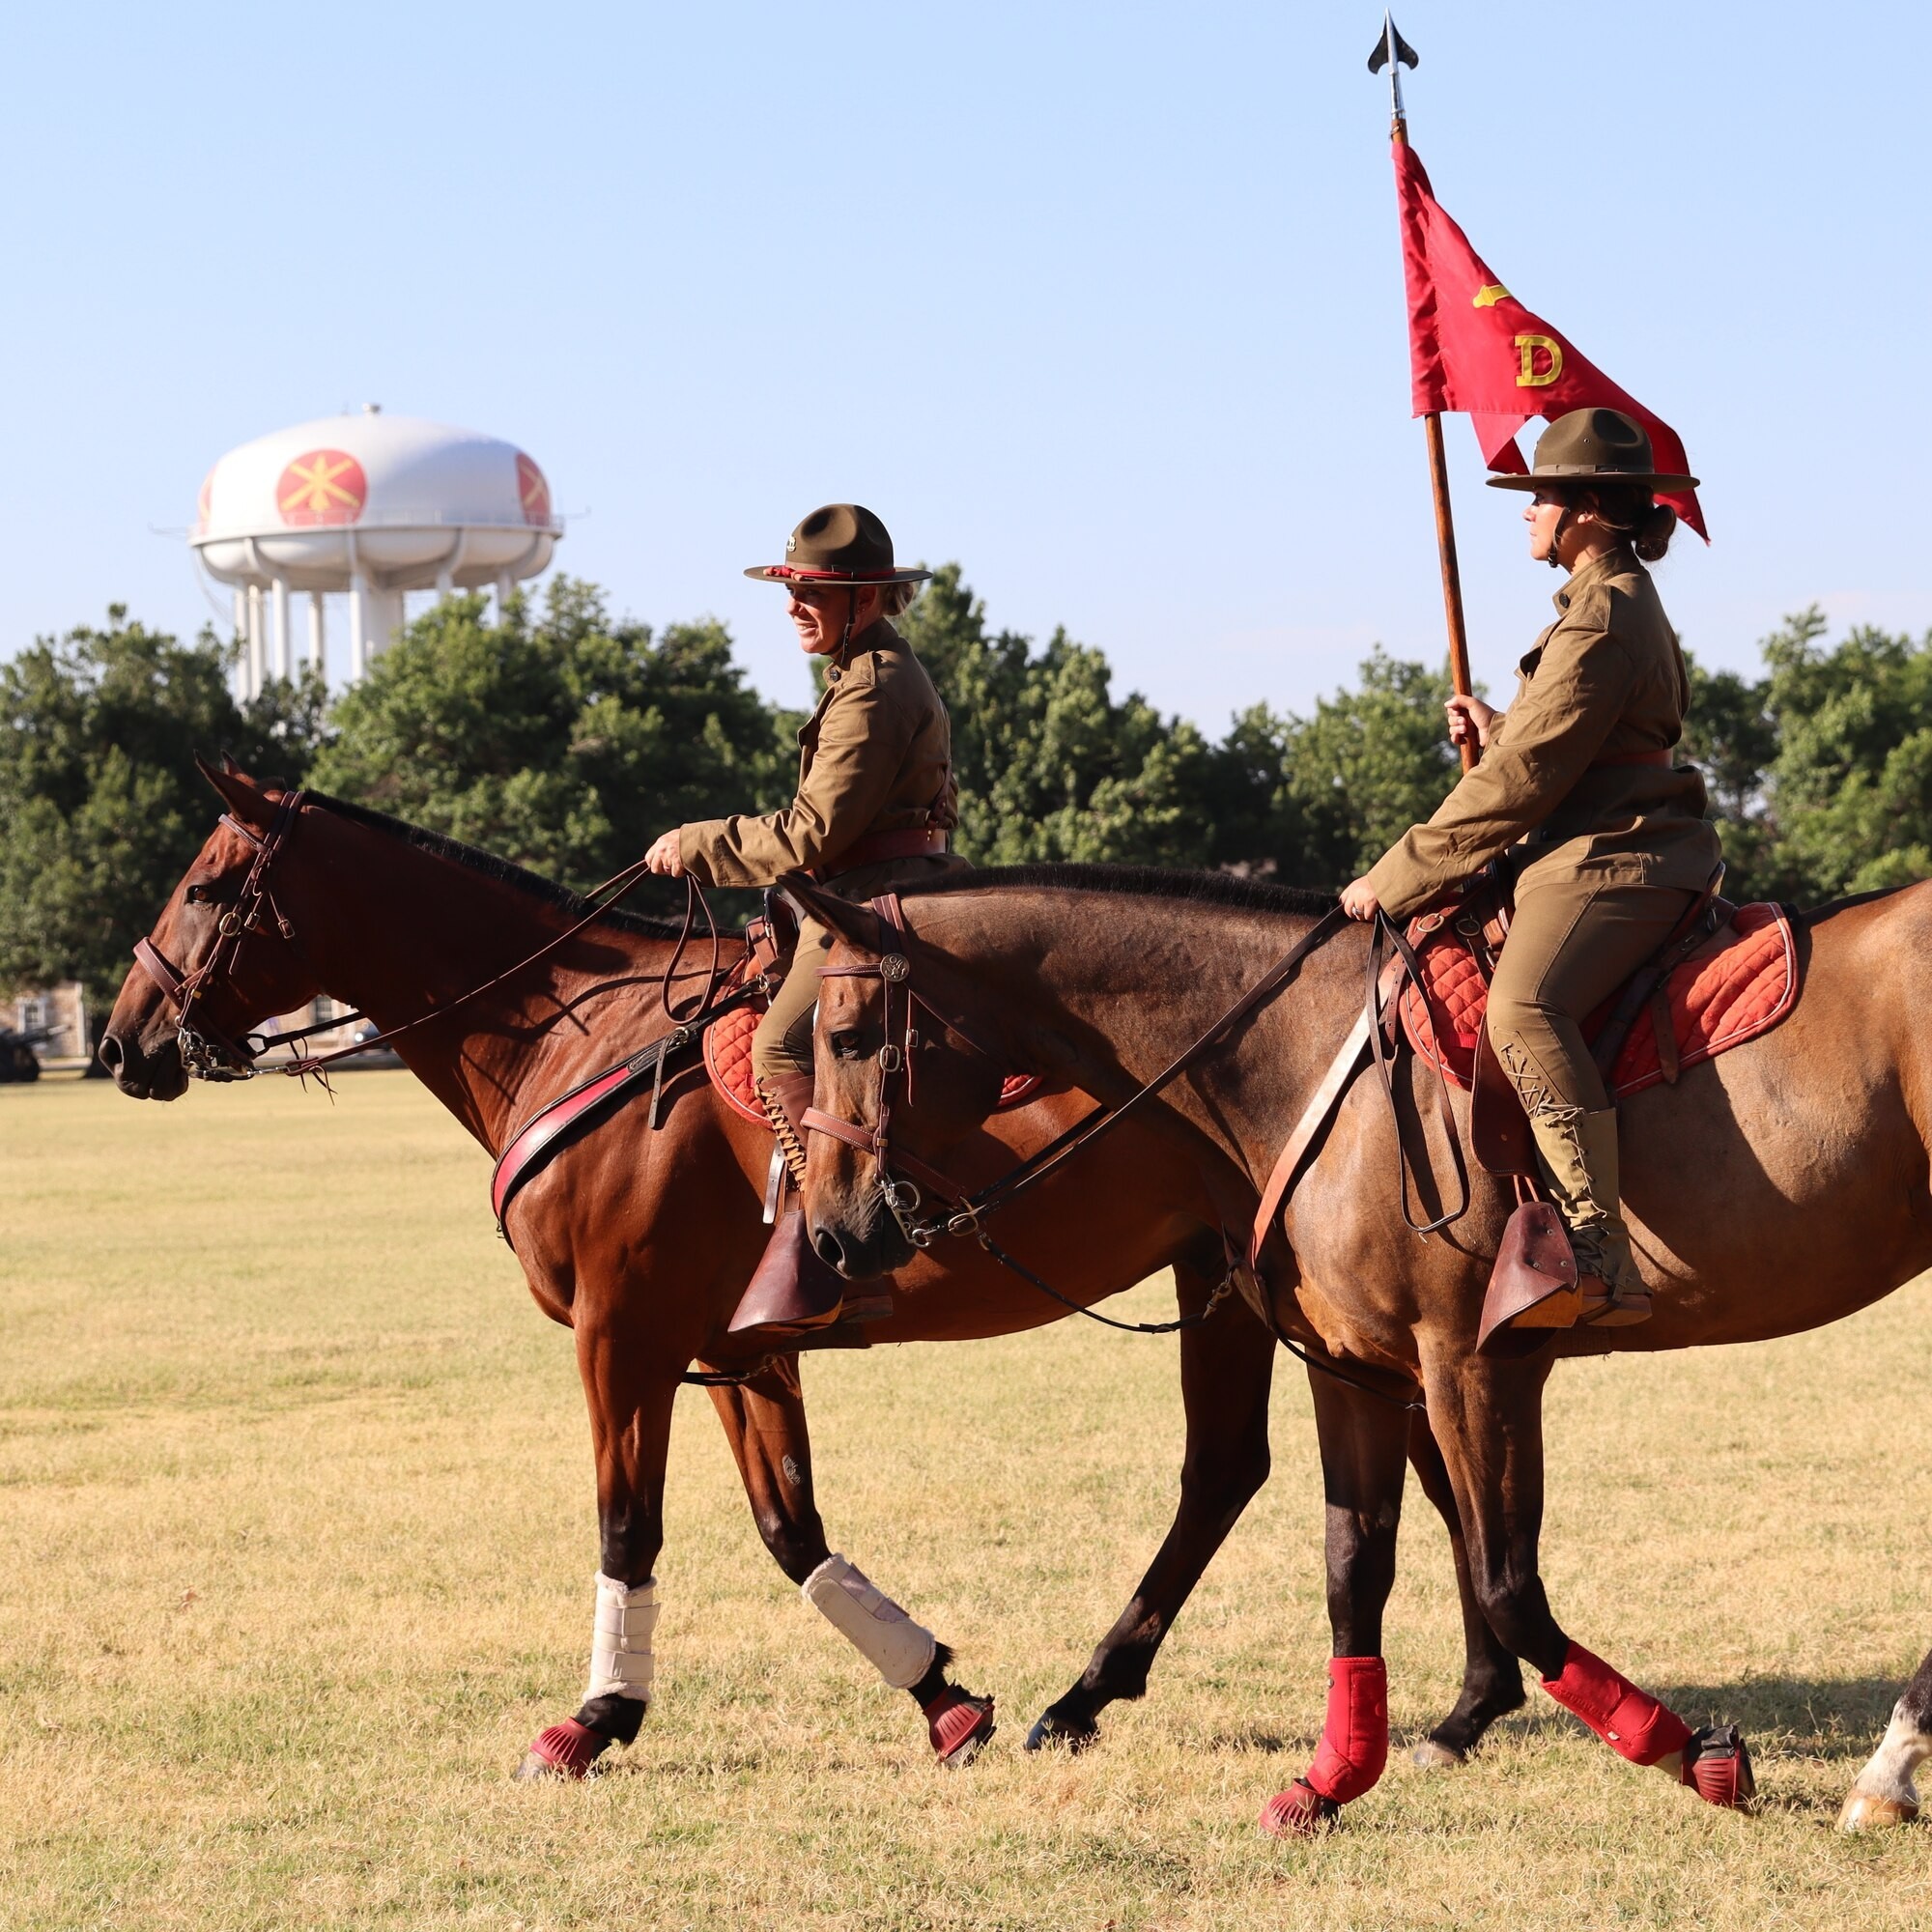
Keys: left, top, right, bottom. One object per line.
{"left": 98, "top": 1024, "right": 189, "bottom": 1102}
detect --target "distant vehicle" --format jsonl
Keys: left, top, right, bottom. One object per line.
{"left": 0, "top": 1027, "right": 50, "bottom": 1083}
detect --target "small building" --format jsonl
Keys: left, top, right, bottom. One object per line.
{"left": 10, "top": 982, "right": 89, "bottom": 1061}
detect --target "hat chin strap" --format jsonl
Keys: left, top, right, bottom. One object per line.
{"left": 1546, "top": 505, "right": 1572, "bottom": 571}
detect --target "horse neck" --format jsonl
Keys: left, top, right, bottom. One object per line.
{"left": 280, "top": 812, "right": 687, "bottom": 1151}
{"left": 923, "top": 888, "right": 1364, "bottom": 1185}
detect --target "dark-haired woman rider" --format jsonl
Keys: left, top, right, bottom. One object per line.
{"left": 1341, "top": 408, "right": 1720, "bottom": 1337}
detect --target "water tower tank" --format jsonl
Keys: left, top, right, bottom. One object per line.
{"left": 190, "top": 407, "right": 562, "bottom": 695}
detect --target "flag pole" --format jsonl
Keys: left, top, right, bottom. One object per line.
{"left": 1372, "top": 14, "right": 1477, "bottom": 772}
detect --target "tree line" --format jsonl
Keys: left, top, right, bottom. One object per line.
{"left": 3, "top": 570, "right": 1928, "bottom": 1034}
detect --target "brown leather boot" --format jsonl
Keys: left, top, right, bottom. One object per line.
{"left": 1527, "top": 1106, "right": 1651, "bottom": 1330}
{"left": 725, "top": 1074, "right": 847, "bottom": 1342}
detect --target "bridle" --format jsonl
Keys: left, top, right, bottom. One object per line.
{"left": 799, "top": 890, "right": 1443, "bottom": 1407}
{"left": 800, "top": 892, "right": 1376, "bottom": 1340}
{"left": 131, "top": 790, "right": 307, "bottom": 1081}
{"left": 130, "top": 790, "right": 688, "bottom": 1084}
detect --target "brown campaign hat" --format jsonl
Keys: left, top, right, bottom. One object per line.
{"left": 744, "top": 503, "right": 932, "bottom": 586}
{"left": 1486, "top": 408, "right": 1698, "bottom": 495}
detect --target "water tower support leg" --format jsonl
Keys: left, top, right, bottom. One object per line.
{"left": 271, "top": 577, "right": 290, "bottom": 682}
{"left": 232, "top": 590, "right": 247, "bottom": 698}
{"left": 246, "top": 585, "right": 266, "bottom": 701}
{"left": 496, "top": 574, "right": 513, "bottom": 623}
{"left": 349, "top": 575, "right": 367, "bottom": 683}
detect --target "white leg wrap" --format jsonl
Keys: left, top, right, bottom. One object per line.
{"left": 1853, "top": 1700, "right": 1932, "bottom": 1807}
{"left": 801, "top": 1553, "right": 937, "bottom": 1691}
{"left": 585, "top": 1573, "right": 658, "bottom": 1704}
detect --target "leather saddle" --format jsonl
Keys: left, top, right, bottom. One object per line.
{"left": 1412, "top": 863, "right": 1732, "bottom": 1179}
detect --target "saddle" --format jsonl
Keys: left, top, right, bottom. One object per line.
{"left": 1394, "top": 866, "right": 1799, "bottom": 1179}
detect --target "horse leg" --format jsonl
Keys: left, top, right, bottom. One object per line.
{"left": 1027, "top": 1259, "right": 1277, "bottom": 1752}
{"left": 705, "top": 1355, "right": 995, "bottom": 1766}
{"left": 1405, "top": 1406, "right": 1525, "bottom": 1768}
{"left": 1421, "top": 1348, "right": 1753, "bottom": 1811}
{"left": 1840, "top": 1645, "right": 1932, "bottom": 1830}
{"left": 1260, "top": 1371, "right": 1409, "bottom": 1836}
{"left": 515, "top": 1321, "right": 678, "bottom": 1779}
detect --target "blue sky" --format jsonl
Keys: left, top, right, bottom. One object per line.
{"left": 4, "top": 2, "right": 1927, "bottom": 726}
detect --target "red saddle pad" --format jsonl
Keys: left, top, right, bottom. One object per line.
{"left": 703, "top": 1001, "right": 1042, "bottom": 1123}
{"left": 1399, "top": 900, "right": 1799, "bottom": 1099}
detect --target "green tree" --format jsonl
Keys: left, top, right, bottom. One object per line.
{"left": 0, "top": 607, "right": 325, "bottom": 1029}
{"left": 310, "top": 578, "right": 794, "bottom": 908}
{"left": 899, "top": 566, "right": 1219, "bottom": 866}
{"left": 1752, "top": 609, "right": 1932, "bottom": 900}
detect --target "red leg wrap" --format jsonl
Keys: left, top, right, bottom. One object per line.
{"left": 1539, "top": 1642, "right": 1691, "bottom": 1767}
{"left": 1303, "top": 1655, "right": 1390, "bottom": 1804}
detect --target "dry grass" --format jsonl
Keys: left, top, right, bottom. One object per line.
{"left": 3, "top": 1070, "right": 1931, "bottom": 1929}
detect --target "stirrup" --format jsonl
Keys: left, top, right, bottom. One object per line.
{"left": 1580, "top": 1281, "right": 1652, "bottom": 1328}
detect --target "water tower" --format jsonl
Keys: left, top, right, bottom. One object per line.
{"left": 190, "top": 407, "right": 562, "bottom": 696}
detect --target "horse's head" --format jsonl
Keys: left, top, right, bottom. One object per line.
{"left": 786, "top": 875, "right": 1038, "bottom": 1278}
{"left": 99, "top": 762, "right": 323, "bottom": 1099}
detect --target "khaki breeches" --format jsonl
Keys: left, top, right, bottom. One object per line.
{"left": 751, "top": 916, "right": 836, "bottom": 1082}
{"left": 746, "top": 852, "right": 973, "bottom": 1084}
{"left": 1485, "top": 879, "right": 1695, "bottom": 1116}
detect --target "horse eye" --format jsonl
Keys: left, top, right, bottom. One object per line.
{"left": 830, "top": 1030, "right": 865, "bottom": 1061}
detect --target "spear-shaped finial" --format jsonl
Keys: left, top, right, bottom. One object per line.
{"left": 1366, "top": 12, "right": 1419, "bottom": 128}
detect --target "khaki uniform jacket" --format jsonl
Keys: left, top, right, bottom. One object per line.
{"left": 1363, "top": 547, "right": 1721, "bottom": 922}
{"left": 680, "top": 619, "right": 956, "bottom": 888}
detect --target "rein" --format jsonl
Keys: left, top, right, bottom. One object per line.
{"left": 805, "top": 898, "right": 1352, "bottom": 1251}
{"left": 799, "top": 892, "right": 1442, "bottom": 1407}
{"left": 802, "top": 896, "right": 1354, "bottom": 1339}
{"left": 131, "top": 793, "right": 721, "bottom": 1083}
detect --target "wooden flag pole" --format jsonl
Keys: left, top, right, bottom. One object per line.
{"left": 1373, "top": 13, "right": 1478, "bottom": 772}
{"left": 1424, "top": 411, "right": 1478, "bottom": 773}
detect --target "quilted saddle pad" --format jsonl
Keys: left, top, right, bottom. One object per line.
{"left": 1399, "top": 900, "right": 1800, "bottom": 1100}
{"left": 703, "top": 1001, "right": 1042, "bottom": 1124}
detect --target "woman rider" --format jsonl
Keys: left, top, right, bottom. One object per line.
{"left": 1341, "top": 408, "right": 1720, "bottom": 1337}
{"left": 643, "top": 503, "right": 965, "bottom": 1345}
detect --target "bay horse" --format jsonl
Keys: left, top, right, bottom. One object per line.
{"left": 793, "top": 863, "right": 1932, "bottom": 1833}
{"left": 98, "top": 768, "right": 1524, "bottom": 1780}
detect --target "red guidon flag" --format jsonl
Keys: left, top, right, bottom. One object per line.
{"left": 1396, "top": 140, "right": 1706, "bottom": 539}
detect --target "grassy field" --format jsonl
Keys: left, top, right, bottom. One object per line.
{"left": 3, "top": 1071, "right": 1931, "bottom": 1929}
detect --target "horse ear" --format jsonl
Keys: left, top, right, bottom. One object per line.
{"left": 195, "top": 754, "right": 274, "bottom": 830}
{"left": 779, "top": 871, "right": 883, "bottom": 953}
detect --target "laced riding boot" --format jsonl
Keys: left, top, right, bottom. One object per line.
{"left": 725, "top": 1072, "right": 848, "bottom": 1343}
{"left": 1525, "top": 1105, "right": 1651, "bottom": 1329}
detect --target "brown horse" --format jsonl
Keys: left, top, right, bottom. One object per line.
{"left": 794, "top": 862, "right": 1932, "bottom": 1832}
{"left": 98, "top": 769, "right": 1524, "bottom": 1779}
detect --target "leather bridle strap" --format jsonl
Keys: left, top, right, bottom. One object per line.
{"left": 951, "top": 903, "right": 1354, "bottom": 1230}
{"left": 803, "top": 899, "right": 1353, "bottom": 1246}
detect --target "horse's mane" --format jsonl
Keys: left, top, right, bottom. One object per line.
{"left": 311, "top": 793, "right": 693, "bottom": 939}
{"left": 895, "top": 864, "right": 1339, "bottom": 921}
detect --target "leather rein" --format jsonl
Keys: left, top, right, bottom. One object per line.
{"left": 801, "top": 894, "right": 1410, "bottom": 1344}
{"left": 130, "top": 790, "right": 689, "bottom": 1084}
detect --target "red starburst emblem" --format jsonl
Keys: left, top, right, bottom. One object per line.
{"left": 277, "top": 449, "right": 367, "bottom": 526}
{"left": 196, "top": 469, "right": 214, "bottom": 533}
{"left": 517, "top": 452, "right": 552, "bottom": 526}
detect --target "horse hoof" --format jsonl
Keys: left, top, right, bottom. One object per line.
{"left": 1259, "top": 1778, "right": 1340, "bottom": 1839}
{"left": 513, "top": 1718, "right": 605, "bottom": 1781}
{"left": 1410, "top": 1737, "right": 1466, "bottom": 1771}
{"left": 1839, "top": 1789, "right": 1919, "bottom": 1833}
{"left": 1025, "top": 1709, "right": 1099, "bottom": 1754}
{"left": 1680, "top": 1724, "right": 1755, "bottom": 1810}
{"left": 925, "top": 1689, "right": 996, "bottom": 1767}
